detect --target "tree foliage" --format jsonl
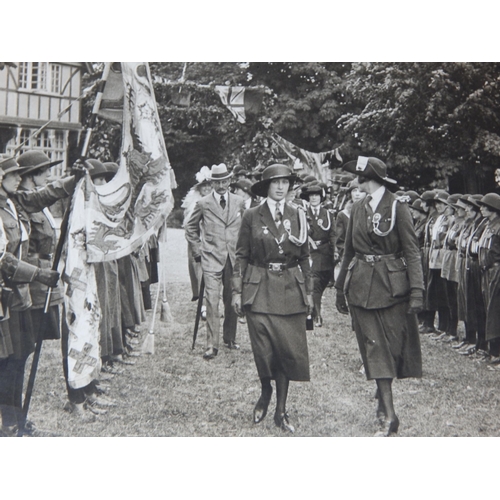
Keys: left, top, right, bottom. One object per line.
{"left": 80, "top": 62, "right": 500, "bottom": 205}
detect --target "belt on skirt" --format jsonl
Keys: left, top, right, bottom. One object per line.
{"left": 250, "top": 261, "right": 299, "bottom": 272}
{"left": 355, "top": 252, "right": 403, "bottom": 263}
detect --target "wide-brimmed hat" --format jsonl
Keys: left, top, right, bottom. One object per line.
{"left": 86, "top": 159, "right": 108, "bottom": 180}
{"left": 342, "top": 178, "right": 361, "bottom": 194}
{"left": 331, "top": 172, "right": 354, "bottom": 185}
{"left": 230, "top": 178, "right": 255, "bottom": 198}
{"left": 0, "top": 155, "right": 27, "bottom": 175}
{"left": 410, "top": 199, "right": 427, "bottom": 213}
{"left": 460, "top": 194, "right": 480, "bottom": 209}
{"left": 209, "top": 163, "right": 232, "bottom": 181}
{"left": 17, "top": 150, "right": 63, "bottom": 177}
{"left": 432, "top": 190, "right": 450, "bottom": 204}
{"left": 478, "top": 193, "right": 500, "bottom": 212}
{"left": 232, "top": 165, "right": 250, "bottom": 177}
{"left": 421, "top": 190, "right": 437, "bottom": 201}
{"left": 300, "top": 181, "right": 326, "bottom": 201}
{"left": 251, "top": 164, "right": 296, "bottom": 198}
{"left": 342, "top": 156, "right": 397, "bottom": 185}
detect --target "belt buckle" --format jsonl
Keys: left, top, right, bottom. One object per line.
{"left": 365, "top": 255, "right": 375, "bottom": 263}
{"left": 269, "top": 263, "right": 282, "bottom": 272}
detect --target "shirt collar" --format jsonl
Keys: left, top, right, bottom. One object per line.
{"left": 369, "top": 185, "right": 386, "bottom": 212}
{"left": 213, "top": 191, "right": 226, "bottom": 203}
{"left": 266, "top": 197, "right": 285, "bottom": 213}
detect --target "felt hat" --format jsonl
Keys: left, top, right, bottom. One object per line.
{"left": 209, "top": 163, "right": 232, "bottom": 181}
{"left": 300, "top": 181, "right": 326, "bottom": 201}
{"left": 17, "top": 150, "right": 63, "bottom": 177}
{"left": 342, "top": 156, "right": 397, "bottom": 185}
{"left": 251, "top": 164, "right": 295, "bottom": 198}
{"left": 410, "top": 199, "right": 427, "bottom": 213}
{"left": 86, "top": 159, "right": 108, "bottom": 179}
{"left": 0, "top": 155, "right": 27, "bottom": 175}
{"left": 477, "top": 193, "right": 500, "bottom": 212}
{"left": 230, "top": 178, "right": 255, "bottom": 198}
{"left": 421, "top": 190, "right": 437, "bottom": 201}
{"left": 460, "top": 194, "right": 480, "bottom": 209}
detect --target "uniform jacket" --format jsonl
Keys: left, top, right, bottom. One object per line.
{"left": 334, "top": 209, "right": 349, "bottom": 260}
{"left": 478, "top": 216, "right": 500, "bottom": 340}
{"left": 0, "top": 178, "right": 73, "bottom": 311}
{"left": 185, "top": 191, "right": 246, "bottom": 273}
{"left": 233, "top": 201, "right": 312, "bottom": 315}
{"left": 335, "top": 188, "right": 424, "bottom": 310}
{"left": 306, "top": 205, "right": 335, "bottom": 271}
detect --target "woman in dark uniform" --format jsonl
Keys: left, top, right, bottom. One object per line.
{"left": 232, "top": 164, "right": 313, "bottom": 433}
{"left": 0, "top": 155, "right": 61, "bottom": 433}
{"left": 335, "top": 157, "right": 424, "bottom": 437}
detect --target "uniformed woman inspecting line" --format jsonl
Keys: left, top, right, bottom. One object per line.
{"left": 232, "top": 164, "right": 314, "bottom": 433}
{"left": 335, "top": 157, "right": 424, "bottom": 437}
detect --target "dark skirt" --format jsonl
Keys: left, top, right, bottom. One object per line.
{"left": 9, "top": 309, "right": 35, "bottom": 361}
{"left": 350, "top": 302, "right": 422, "bottom": 380}
{"left": 245, "top": 310, "right": 310, "bottom": 381}
{"left": 30, "top": 305, "right": 61, "bottom": 341}
{"left": 0, "top": 320, "right": 13, "bottom": 359}
{"left": 118, "top": 255, "right": 145, "bottom": 329}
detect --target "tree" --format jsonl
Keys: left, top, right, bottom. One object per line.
{"left": 336, "top": 62, "right": 500, "bottom": 192}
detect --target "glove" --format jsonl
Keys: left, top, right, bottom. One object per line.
{"left": 71, "top": 159, "right": 89, "bottom": 175}
{"left": 35, "top": 269, "right": 60, "bottom": 288}
{"left": 194, "top": 255, "right": 201, "bottom": 263}
{"left": 232, "top": 293, "right": 244, "bottom": 317}
{"left": 306, "top": 294, "right": 314, "bottom": 316}
{"left": 407, "top": 288, "right": 424, "bottom": 314}
{"left": 336, "top": 290, "right": 349, "bottom": 315}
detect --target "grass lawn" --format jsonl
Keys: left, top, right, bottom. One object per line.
{"left": 22, "top": 229, "right": 500, "bottom": 437}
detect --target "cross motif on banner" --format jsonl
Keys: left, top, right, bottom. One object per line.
{"left": 69, "top": 342, "right": 97, "bottom": 374}
{"left": 63, "top": 267, "right": 87, "bottom": 297}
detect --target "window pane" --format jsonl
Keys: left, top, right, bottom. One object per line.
{"left": 18, "top": 62, "right": 29, "bottom": 89}
{"left": 51, "top": 64, "right": 61, "bottom": 93}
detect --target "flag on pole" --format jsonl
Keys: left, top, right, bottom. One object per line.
{"left": 96, "top": 62, "right": 124, "bottom": 123}
{"left": 272, "top": 134, "right": 342, "bottom": 183}
{"left": 214, "top": 85, "right": 264, "bottom": 124}
{"left": 63, "top": 62, "right": 175, "bottom": 388}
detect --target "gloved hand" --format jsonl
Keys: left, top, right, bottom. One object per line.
{"left": 232, "top": 293, "right": 243, "bottom": 317}
{"left": 71, "top": 159, "right": 89, "bottom": 176}
{"left": 336, "top": 290, "right": 349, "bottom": 315}
{"left": 407, "top": 288, "right": 424, "bottom": 314}
{"left": 306, "top": 294, "right": 314, "bottom": 316}
{"left": 194, "top": 255, "right": 201, "bottom": 263}
{"left": 35, "top": 269, "right": 60, "bottom": 288}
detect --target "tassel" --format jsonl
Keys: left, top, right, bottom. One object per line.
{"left": 141, "top": 330, "right": 155, "bottom": 355}
{"left": 160, "top": 297, "right": 173, "bottom": 323}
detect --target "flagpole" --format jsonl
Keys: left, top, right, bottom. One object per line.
{"left": 18, "top": 64, "right": 112, "bottom": 436}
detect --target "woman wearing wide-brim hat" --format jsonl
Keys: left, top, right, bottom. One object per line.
{"left": 300, "top": 182, "right": 334, "bottom": 327}
{"left": 232, "top": 164, "right": 313, "bottom": 433}
{"left": 476, "top": 194, "right": 500, "bottom": 362}
{"left": 0, "top": 154, "right": 66, "bottom": 433}
{"left": 335, "top": 156, "right": 424, "bottom": 436}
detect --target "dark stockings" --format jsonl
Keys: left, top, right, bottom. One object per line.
{"left": 375, "top": 378, "right": 396, "bottom": 421}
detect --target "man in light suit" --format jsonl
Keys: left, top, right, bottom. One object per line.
{"left": 185, "top": 164, "right": 246, "bottom": 359}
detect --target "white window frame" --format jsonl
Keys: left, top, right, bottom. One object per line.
{"left": 18, "top": 62, "right": 63, "bottom": 94}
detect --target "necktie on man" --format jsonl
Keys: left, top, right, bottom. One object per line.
{"left": 220, "top": 195, "right": 226, "bottom": 210}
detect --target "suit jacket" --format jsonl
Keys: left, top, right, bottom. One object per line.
{"left": 335, "top": 188, "right": 424, "bottom": 309}
{"left": 306, "top": 205, "right": 335, "bottom": 271}
{"left": 185, "top": 191, "right": 246, "bottom": 272}
{"left": 233, "top": 201, "right": 312, "bottom": 315}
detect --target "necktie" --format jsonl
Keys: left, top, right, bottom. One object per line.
{"left": 220, "top": 195, "right": 226, "bottom": 210}
{"left": 275, "top": 204, "right": 282, "bottom": 226}
{"left": 366, "top": 195, "right": 373, "bottom": 212}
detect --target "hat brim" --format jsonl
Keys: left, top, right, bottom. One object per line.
{"left": 477, "top": 200, "right": 500, "bottom": 212}
{"left": 342, "top": 160, "right": 398, "bottom": 185}
{"left": 251, "top": 175, "right": 296, "bottom": 198}
{"left": 208, "top": 172, "right": 233, "bottom": 181}
{"left": 20, "top": 159, "right": 63, "bottom": 177}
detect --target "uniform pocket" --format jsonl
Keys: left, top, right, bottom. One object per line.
{"left": 386, "top": 258, "right": 410, "bottom": 298}
{"left": 343, "top": 258, "right": 357, "bottom": 295}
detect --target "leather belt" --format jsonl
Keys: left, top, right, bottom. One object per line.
{"left": 28, "top": 252, "right": 53, "bottom": 261}
{"left": 250, "top": 261, "right": 299, "bottom": 272}
{"left": 355, "top": 252, "right": 402, "bottom": 263}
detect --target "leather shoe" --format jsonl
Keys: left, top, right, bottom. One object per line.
{"left": 315, "top": 316, "right": 323, "bottom": 327}
{"left": 374, "top": 416, "right": 399, "bottom": 437}
{"left": 203, "top": 347, "right": 218, "bottom": 360}
{"left": 253, "top": 392, "right": 272, "bottom": 424}
{"left": 224, "top": 341, "right": 240, "bottom": 350}
{"left": 274, "top": 411, "right": 294, "bottom": 433}
{"left": 452, "top": 341, "right": 467, "bottom": 350}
